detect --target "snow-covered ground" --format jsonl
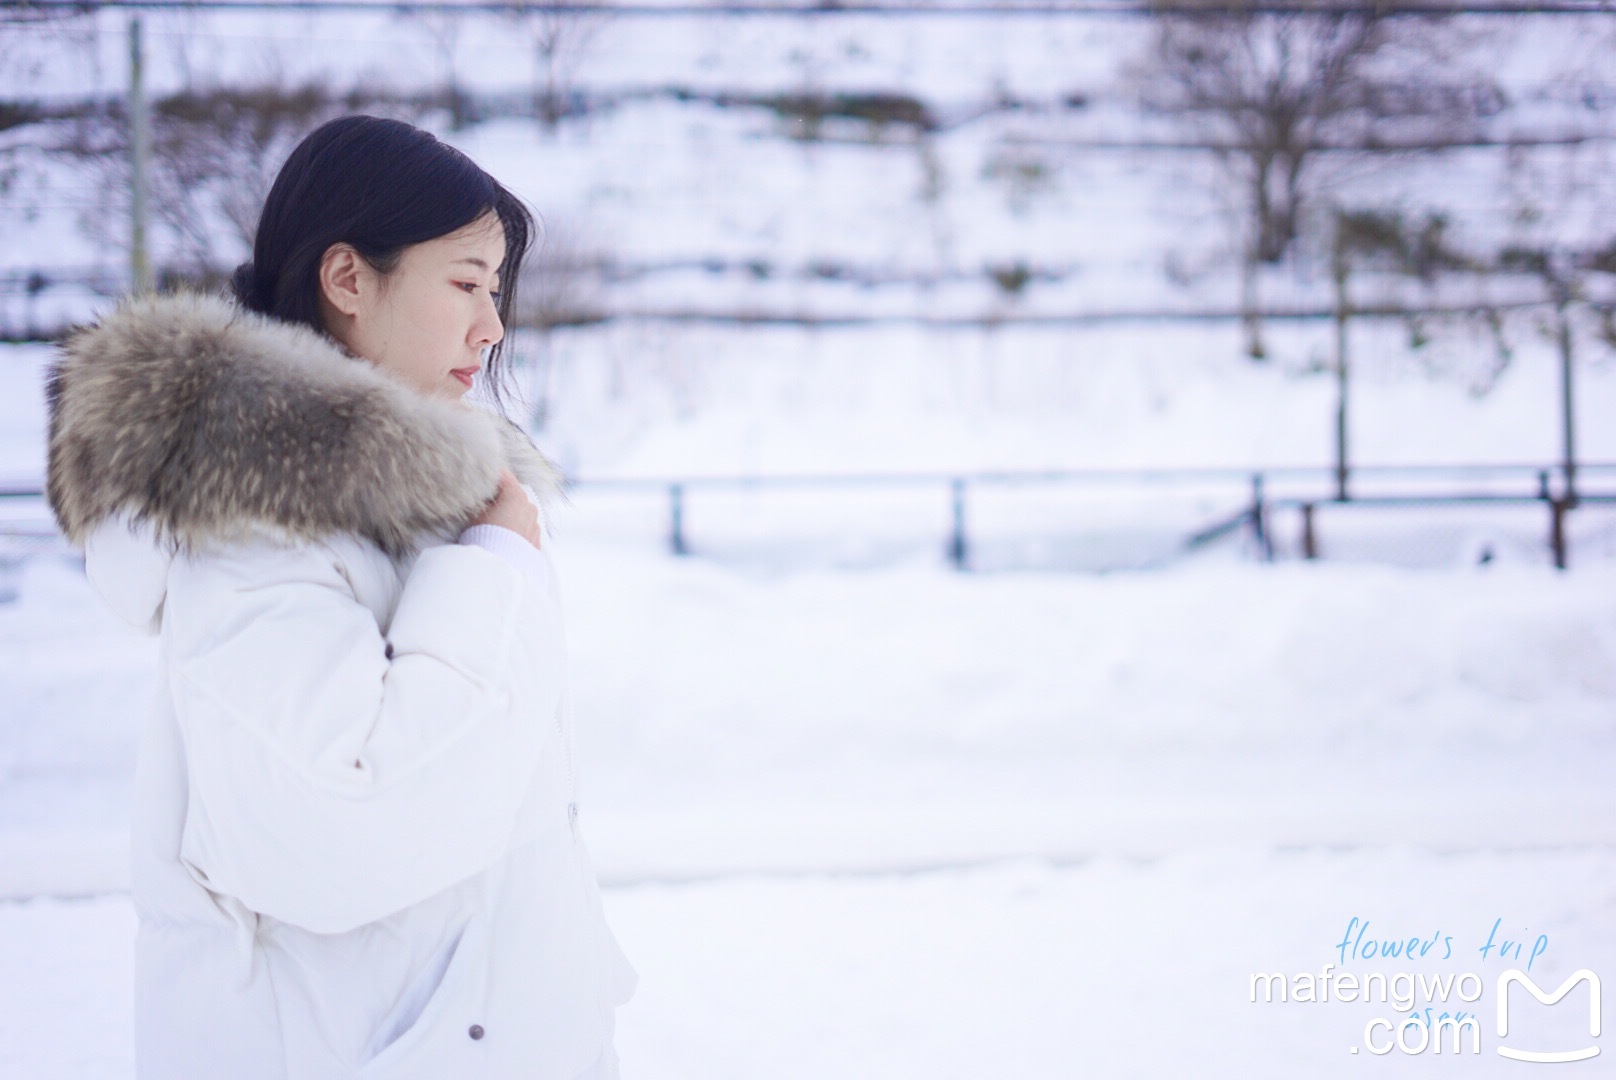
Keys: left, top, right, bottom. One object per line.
{"left": 7, "top": 847, "right": 1616, "bottom": 1078}
{"left": 2, "top": 538, "right": 1615, "bottom": 1076}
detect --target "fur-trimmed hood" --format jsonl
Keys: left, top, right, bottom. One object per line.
{"left": 46, "top": 291, "right": 565, "bottom": 559}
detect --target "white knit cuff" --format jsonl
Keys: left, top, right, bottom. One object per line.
{"left": 457, "top": 524, "right": 550, "bottom": 590}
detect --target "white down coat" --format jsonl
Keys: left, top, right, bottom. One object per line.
{"left": 46, "top": 293, "right": 637, "bottom": 1079}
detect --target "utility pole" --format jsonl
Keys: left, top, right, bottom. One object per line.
{"left": 1330, "top": 216, "right": 1351, "bottom": 503}
{"left": 129, "top": 16, "right": 155, "bottom": 295}
{"left": 1533, "top": 251, "right": 1579, "bottom": 509}
{"left": 1553, "top": 281, "right": 1578, "bottom": 507}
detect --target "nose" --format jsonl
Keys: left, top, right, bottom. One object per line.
{"left": 473, "top": 294, "right": 504, "bottom": 349}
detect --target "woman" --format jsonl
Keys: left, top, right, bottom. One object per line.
{"left": 44, "top": 115, "right": 637, "bottom": 1079}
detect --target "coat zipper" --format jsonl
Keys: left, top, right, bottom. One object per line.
{"left": 548, "top": 551, "right": 580, "bottom": 840}
{"left": 558, "top": 688, "right": 579, "bottom": 839}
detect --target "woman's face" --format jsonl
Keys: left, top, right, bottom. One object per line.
{"left": 319, "top": 210, "right": 508, "bottom": 404}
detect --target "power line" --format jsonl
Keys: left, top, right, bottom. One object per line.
{"left": 6, "top": 2, "right": 1616, "bottom": 18}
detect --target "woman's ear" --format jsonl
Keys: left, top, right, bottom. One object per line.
{"left": 319, "top": 243, "right": 366, "bottom": 318}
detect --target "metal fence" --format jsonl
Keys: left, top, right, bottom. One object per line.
{"left": 561, "top": 462, "right": 1612, "bottom": 571}
{"left": 5, "top": 462, "right": 1611, "bottom": 580}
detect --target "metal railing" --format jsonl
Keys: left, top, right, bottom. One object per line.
{"left": 559, "top": 461, "right": 1616, "bottom": 570}
{"left": 5, "top": 462, "right": 1613, "bottom": 571}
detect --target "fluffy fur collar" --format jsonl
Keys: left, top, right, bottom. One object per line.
{"left": 46, "top": 292, "right": 566, "bottom": 559}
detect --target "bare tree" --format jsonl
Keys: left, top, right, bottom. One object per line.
{"left": 514, "top": 220, "right": 606, "bottom": 430}
{"left": 1496, "top": 241, "right": 1616, "bottom": 505}
{"left": 1320, "top": 198, "right": 1615, "bottom": 526}
{"left": 406, "top": 3, "right": 472, "bottom": 131}
{"left": 59, "top": 80, "right": 421, "bottom": 280}
{"left": 505, "top": 2, "right": 610, "bottom": 132}
{"left": 0, "top": 5, "right": 99, "bottom": 205}
{"left": 1131, "top": 0, "right": 1500, "bottom": 358}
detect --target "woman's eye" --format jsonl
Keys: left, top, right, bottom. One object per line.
{"left": 457, "top": 281, "right": 478, "bottom": 294}
{"left": 489, "top": 290, "right": 503, "bottom": 302}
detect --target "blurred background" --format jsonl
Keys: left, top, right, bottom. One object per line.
{"left": 1, "top": 2, "right": 1614, "bottom": 1076}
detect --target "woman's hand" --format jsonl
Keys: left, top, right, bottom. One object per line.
{"left": 470, "top": 469, "right": 542, "bottom": 549}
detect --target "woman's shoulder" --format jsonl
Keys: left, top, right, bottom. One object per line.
{"left": 175, "top": 521, "right": 406, "bottom": 595}
{"left": 79, "top": 512, "right": 386, "bottom": 635}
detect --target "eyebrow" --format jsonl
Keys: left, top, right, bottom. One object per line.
{"left": 451, "top": 257, "right": 501, "bottom": 276}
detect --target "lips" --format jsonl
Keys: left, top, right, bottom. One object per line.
{"left": 451, "top": 367, "right": 478, "bottom": 388}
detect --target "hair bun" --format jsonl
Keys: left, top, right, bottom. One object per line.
{"left": 229, "top": 260, "right": 269, "bottom": 311}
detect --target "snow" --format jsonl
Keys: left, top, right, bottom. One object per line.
{"left": 4, "top": 5, "right": 1616, "bottom": 1076}
{"left": 7, "top": 849, "right": 1616, "bottom": 1077}
{"left": 8, "top": 7, "right": 1616, "bottom": 324}
{"left": 523, "top": 319, "right": 1616, "bottom": 478}
{"left": 602, "top": 848, "right": 1616, "bottom": 1078}
{"left": 3, "top": 529, "right": 1614, "bottom": 1074}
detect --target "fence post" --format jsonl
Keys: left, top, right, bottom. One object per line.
{"left": 1536, "top": 470, "right": 1567, "bottom": 570}
{"left": 129, "top": 16, "right": 155, "bottom": 296}
{"left": 1250, "top": 473, "right": 1272, "bottom": 561}
{"left": 668, "top": 483, "right": 687, "bottom": 556}
{"left": 948, "top": 477, "right": 968, "bottom": 571}
{"left": 1301, "top": 502, "right": 1317, "bottom": 560}
{"left": 1554, "top": 290, "right": 1579, "bottom": 507}
{"left": 1549, "top": 497, "right": 1567, "bottom": 571}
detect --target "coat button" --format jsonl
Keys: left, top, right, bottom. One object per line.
{"left": 468, "top": 1024, "right": 484, "bottom": 1040}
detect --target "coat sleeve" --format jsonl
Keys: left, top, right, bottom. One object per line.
{"left": 161, "top": 533, "right": 565, "bottom": 934}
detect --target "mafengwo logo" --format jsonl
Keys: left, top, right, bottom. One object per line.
{"left": 1249, "top": 918, "right": 1603, "bottom": 1060}
{"left": 1497, "top": 969, "right": 1600, "bottom": 1063}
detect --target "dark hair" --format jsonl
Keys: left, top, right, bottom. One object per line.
{"left": 230, "top": 114, "right": 535, "bottom": 412}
